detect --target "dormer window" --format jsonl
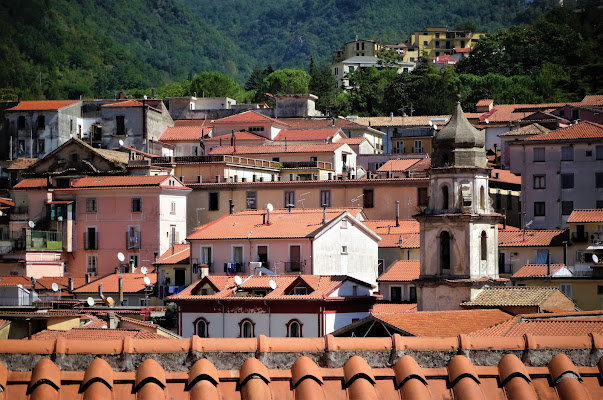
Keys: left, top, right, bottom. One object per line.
{"left": 293, "top": 286, "right": 308, "bottom": 295}
{"left": 249, "top": 126, "right": 264, "bottom": 132}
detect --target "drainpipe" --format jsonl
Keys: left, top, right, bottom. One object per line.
{"left": 229, "top": 199, "right": 234, "bottom": 215}
{"left": 217, "top": 300, "right": 225, "bottom": 337}
{"left": 68, "top": 277, "right": 73, "bottom": 292}
{"left": 263, "top": 300, "right": 271, "bottom": 337}
{"left": 322, "top": 204, "right": 327, "bottom": 225}
{"left": 563, "top": 241, "right": 568, "bottom": 266}
{"left": 395, "top": 201, "right": 400, "bottom": 227}
{"left": 118, "top": 277, "right": 124, "bottom": 306}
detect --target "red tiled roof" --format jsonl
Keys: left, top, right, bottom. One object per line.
{"left": 430, "top": 55, "right": 457, "bottom": 64}
{"left": 375, "top": 309, "right": 513, "bottom": 337}
{"left": 28, "top": 328, "right": 166, "bottom": 340}
{"left": 490, "top": 169, "right": 521, "bottom": 185}
{"left": 155, "top": 244, "right": 190, "bottom": 264}
{"left": 0, "top": 276, "right": 32, "bottom": 286}
{"left": 7, "top": 158, "right": 38, "bottom": 170}
{"left": 204, "top": 130, "right": 267, "bottom": 142}
{"left": 355, "top": 115, "right": 450, "bottom": 127}
{"left": 174, "top": 119, "right": 210, "bottom": 127}
{"left": 498, "top": 123, "right": 551, "bottom": 137}
{"left": 377, "top": 260, "right": 420, "bottom": 282}
{"left": 213, "top": 110, "right": 290, "bottom": 126}
{"left": 0, "top": 336, "right": 601, "bottom": 399}
{"left": 470, "top": 311, "right": 603, "bottom": 336}
{"left": 581, "top": 95, "right": 603, "bottom": 106}
{"left": 461, "top": 287, "right": 566, "bottom": 307}
{"left": 498, "top": 229, "right": 566, "bottom": 247}
{"left": 512, "top": 264, "right": 566, "bottom": 278}
{"left": 280, "top": 117, "right": 368, "bottom": 130}
{"left": 371, "top": 303, "right": 417, "bottom": 313}
{"left": 454, "top": 47, "right": 471, "bottom": 53}
{"left": 0, "top": 319, "right": 9, "bottom": 329}
{"left": 35, "top": 277, "right": 87, "bottom": 291}
{"left": 187, "top": 208, "right": 365, "bottom": 240}
{"left": 567, "top": 209, "right": 603, "bottom": 223}
{"left": 101, "top": 100, "right": 144, "bottom": 107}
{"left": 73, "top": 273, "right": 156, "bottom": 294}
{"left": 6, "top": 100, "right": 80, "bottom": 111}
{"left": 170, "top": 274, "right": 373, "bottom": 301}
{"left": 478, "top": 103, "right": 569, "bottom": 123}
{"left": 159, "top": 126, "right": 212, "bottom": 141}
{"left": 363, "top": 219, "right": 420, "bottom": 234}
{"left": 524, "top": 121, "right": 603, "bottom": 141}
{"left": 71, "top": 175, "right": 179, "bottom": 189}
{"left": 376, "top": 158, "right": 423, "bottom": 172}
{"left": 208, "top": 143, "right": 347, "bottom": 155}
{"left": 379, "top": 233, "right": 421, "bottom": 248}
{"left": 336, "top": 137, "right": 367, "bottom": 145}
{"left": 273, "top": 128, "right": 342, "bottom": 141}
{"left": 12, "top": 178, "right": 48, "bottom": 189}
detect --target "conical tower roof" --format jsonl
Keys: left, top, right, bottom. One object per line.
{"left": 435, "top": 102, "right": 484, "bottom": 147}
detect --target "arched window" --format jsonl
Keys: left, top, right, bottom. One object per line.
{"left": 479, "top": 186, "right": 485, "bottom": 210}
{"left": 440, "top": 231, "right": 451, "bottom": 272}
{"left": 286, "top": 319, "right": 303, "bottom": 337}
{"left": 481, "top": 231, "right": 487, "bottom": 261}
{"left": 239, "top": 319, "right": 255, "bottom": 338}
{"left": 441, "top": 185, "right": 449, "bottom": 210}
{"left": 195, "top": 318, "right": 209, "bottom": 338}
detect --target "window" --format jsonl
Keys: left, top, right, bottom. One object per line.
{"left": 391, "top": 287, "right": 402, "bottom": 302}
{"left": 116, "top": 116, "right": 125, "bottom": 135}
{"left": 348, "top": 66, "right": 354, "bottom": 73}
{"left": 597, "top": 200, "right": 603, "bottom": 209}
{"left": 37, "top": 139, "right": 45, "bottom": 154}
{"left": 378, "top": 259, "right": 384, "bottom": 276}
{"left": 341, "top": 219, "right": 348, "bottom": 229}
{"left": 440, "top": 231, "right": 451, "bottom": 272}
{"left": 209, "top": 192, "right": 219, "bottom": 211}
{"left": 480, "top": 231, "right": 487, "bottom": 261}
{"left": 533, "top": 175, "right": 546, "bottom": 189}
{"left": 287, "top": 320, "right": 302, "bottom": 337}
{"left": 409, "top": 286, "right": 417, "bottom": 303}
{"left": 310, "top": 156, "right": 318, "bottom": 162}
{"left": 246, "top": 191, "right": 257, "bottom": 209}
{"left": 293, "top": 286, "right": 308, "bottom": 295}
{"left": 129, "top": 254, "right": 139, "bottom": 270}
{"left": 562, "top": 201, "right": 574, "bottom": 215}
{"left": 533, "top": 147, "right": 545, "bottom": 162}
{"left": 534, "top": 202, "right": 546, "bottom": 217}
{"left": 561, "top": 146, "right": 573, "bottom": 161}
{"left": 240, "top": 319, "right": 255, "bottom": 338}
{"left": 479, "top": 186, "right": 485, "bottom": 210}
{"left": 86, "top": 198, "right": 97, "bottom": 213}
{"left": 86, "top": 254, "right": 97, "bottom": 275}
{"left": 495, "top": 190, "right": 502, "bottom": 210}
{"left": 560, "top": 283, "right": 572, "bottom": 299}
{"left": 272, "top": 157, "right": 280, "bottom": 162}
{"left": 195, "top": 319, "right": 208, "bottom": 337}
{"left": 200, "top": 246, "right": 212, "bottom": 270}
{"left": 131, "top": 198, "right": 142, "bottom": 212}
{"left": 352, "top": 285, "right": 358, "bottom": 296}
{"left": 363, "top": 188, "right": 374, "bottom": 208}
{"left": 170, "top": 225, "right": 177, "bottom": 247}
{"left": 17, "top": 116, "right": 25, "bottom": 129}
{"left": 560, "top": 173, "right": 574, "bottom": 189}
{"left": 598, "top": 285, "right": 603, "bottom": 295}
{"left": 284, "top": 191, "right": 295, "bottom": 208}
{"left": 507, "top": 191, "right": 513, "bottom": 210}
{"left": 596, "top": 146, "right": 603, "bottom": 160}
{"left": 170, "top": 201, "right": 176, "bottom": 215}
{"left": 597, "top": 173, "right": 603, "bottom": 188}
{"left": 441, "top": 185, "right": 449, "bottom": 209}
{"left": 418, "top": 187, "right": 428, "bottom": 206}
{"left": 37, "top": 115, "right": 45, "bottom": 129}
{"left": 320, "top": 190, "right": 331, "bottom": 207}
{"left": 17, "top": 140, "right": 25, "bottom": 155}
{"left": 341, "top": 245, "right": 348, "bottom": 254}
{"left": 413, "top": 140, "right": 423, "bottom": 153}
{"left": 85, "top": 227, "right": 98, "bottom": 250}
{"left": 423, "top": 40, "right": 428, "bottom": 45}
{"left": 288, "top": 245, "right": 301, "bottom": 272}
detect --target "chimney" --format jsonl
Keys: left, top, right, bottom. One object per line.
{"left": 68, "top": 277, "right": 74, "bottom": 292}
{"left": 229, "top": 199, "right": 234, "bottom": 214}
{"left": 118, "top": 277, "right": 124, "bottom": 306}
{"left": 395, "top": 200, "right": 400, "bottom": 227}
{"left": 262, "top": 213, "right": 266, "bottom": 225}
{"left": 390, "top": 112, "right": 394, "bottom": 122}
{"left": 85, "top": 274, "right": 91, "bottom": 284}
{"left": 200, "top": 265, "right": 209, "bottom": 279}
{"left": 266, "top": 208, "right": 271, "bottom": 225}
{"left": 287, "top": 204, "right": 293, "bottom": 213}
{"left": 322, "top": 204, "right": 327, "bottom": 225}
{"left": 98, "top": 282, "right": 103, "bottom": 300}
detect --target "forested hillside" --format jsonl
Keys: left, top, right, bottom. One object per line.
{"left": 0, "top": 0, "right": 562, "bottom": 100}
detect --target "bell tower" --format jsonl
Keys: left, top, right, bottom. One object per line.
{"left": 414, "top": 103, "right": 503, "bottom": 311}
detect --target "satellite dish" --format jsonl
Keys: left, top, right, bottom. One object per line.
{"left": 485, "top": 118, "right": 489, "bottom": 124}
{"left": 234, "top": 275, "right": 243, "bottom": 285}
{"left": 86, "top": 297, "right": 95, "bottom": 307}
{"left": 266, "top": 203, "right": 274, "bottom": 212}
{"left": 28, "top": 221, "right": 35, "bottom": 228}
{"left": 143, "top": 276, "right": 151, "bottom": 286}
{"left": 140, "top": 266, "right": 148, "bottom": 275}
{"left": 269, "top": 279, "right": 277, "bottom": 290}
{"left": 51, "top": 282, "right": 59, "bottom": 292}
{"left": 57, "top": 216, "right": 63, "bottom": 222}
{"left": 105, "top": 297, "right": 115, "bottom": 307}
{"left": 593, "top": 254, "right": 600, "bottom": 264}
{"left": 428, "top": 120, "right": 433, "bottom": 126}
{"left": 118, "top": 139, "right": 124, "bottom": 146}
{"left": 117, "top": 252, "right": 125, "bottom": 262}
{"left": 433, "top": 124, "right": 438, "bottom": 130}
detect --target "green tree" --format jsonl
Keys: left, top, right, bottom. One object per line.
{"left": 308, "top": 58, "right": 340, "bottom": 113}
{"left": 347, "top": 67, "right": 397, "bottom": 116}
{"left": 190, "top": 72, "right": 242, "bottom": 100}
{"left": 264, "top": 69, "right": 311, "bottom": 95}
{"left": 376, "top": 48, "right": 404, "bottom": 68}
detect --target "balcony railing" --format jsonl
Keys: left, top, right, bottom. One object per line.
{"left": 280, "top": 161, "right": 333, "bottom": 170}
{"left": 26, "top": 230, "right": 62, "bottom": 251}
{"left": 151, "top": 155, "right": 280, "bottom": 169}
{"left": 126, "top": 231, "right": 141, "bottom": 250}
{"left": 285, "top": 261, "right": 302, "bottom": 273}
{"left": 572, "top": 232, "right": 589, "bottom": 243}
{"left": 224, "top": 262, "right": 243, "bottom": 273}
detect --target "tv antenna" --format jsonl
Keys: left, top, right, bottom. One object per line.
{"left": 297, "top": 192, "right": 310, "bottom": 210}
{"left": 351, "top": 193, "right": 364, "bottom": 206}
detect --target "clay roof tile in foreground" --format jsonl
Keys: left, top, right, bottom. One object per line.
{"left": 567, "top": 209, "right": 603, "bottom": 223}
{"left": 377, "top": 260, "right": 420, "bottom": 282}
{"left": 2, "top": 335, "right": 601, "bottom": 398}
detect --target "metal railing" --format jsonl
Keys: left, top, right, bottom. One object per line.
{"left": 26, "top": 230, "right": 62, "bottom": 251}
{"left": 280, "top": 161, "right": 333, "bottom": 170}
{"left": 126, "top": 231, "right": 141, "bottom": 249}
{"left": 285, "top": 261, "right": 302, "bottom": 273}
{"left": 151, "top": 155, "right": 280, "bottom": 169}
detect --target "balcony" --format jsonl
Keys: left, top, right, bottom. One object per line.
{"left": 280, "top": 161, "right": 333, "bottom": 170}
{"left": 151, "top": 155, "right": 280, "bottom": 170}
{"left": 26, "top": 230, "right": 62, "bottom": 251}
{"left": 126, "top": 231, "right": 141, "bottom": 250}
{"left": 285, "top": 261, "right": 302, "bottom": 273}
{"left": 572, "top": 232, "right": 589, "bottom": 243}
{"left": 224, "top": 262, "right": 243, "bottom": 273}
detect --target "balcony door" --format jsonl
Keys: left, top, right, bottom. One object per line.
{"left": 289, "top": 245, "right": 301, "bottom": 272}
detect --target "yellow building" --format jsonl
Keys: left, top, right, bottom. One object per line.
{"left": 332, "top": 39, "right": 384, "bottom": 63}
{"left": 405, "top": 27, "right": 483, "bottom": 58}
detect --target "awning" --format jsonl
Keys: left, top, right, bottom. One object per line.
{"left": 46, "top": 200, "right": 74, "bottom": 205}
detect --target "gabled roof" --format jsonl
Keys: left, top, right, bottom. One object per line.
{"left": 379, "top": 232, "right": 421, "bottom": 248}
{"left": 478, "top": 103, "right": 569, "bottom": 123}
{"left": 498, "top": 229, "right": 567, "bottom": 247}
{"left": 187, "top": 208, "right": 365, "bottom": 240}
{"left": 476, "top": 99, "right": 494, "bottom": 107}
{"left": 204, "top": 131, "right": 267, "bottom": 142}
{"left": 567, "top": 209, "right": 603, "bottom": 223}
{"left": 336, "top": 137, "right": 368, "bottom": 145}
{"left": 70, "top": 175, "right": 186, "bottom": 189}
{"left": 170, "top": 274, "right": 373, "bottom": 301}
{"left": 377, "top": 260, "right": 420, "bottom": 282}
{"left": 212, "top": 110, "right": 290, "bottom": 127}
{"left": 355, "top": 115, "right": 450, "bottom": 127}
{"left": 280, "top": 117, "right": 382, "bottom": 133}
{"left": 524, "top": 121, "right": 603, "bottom": 141}
{"left": 581, "top": 94, "right": 603, "bottom": 106}
{"left": 461, "top": 287, "right": 567, "bottom": 307}
{"left": 512, "top": 264, "right": 567, "bottom": 278}
{"left": 174, "top": 119, "right": 211, "bottom": 127}
{"left": 35, "top": 277, "right": 87, "bottom": 291}
{"left": 490, "top": 169, "right": 521, "bottom": 185}
{"left": 363, "top": 219, "right": 420, "bottom": 234}
{"left": 498, "top": 123, "right": 551, "bottom": 137}
{"left": 155, "top": 244, "right": 190, "bottom": 265}
{"left": 0, "top": 276, "right": 32, "bottom": 287}
{"left": 158, "top": 126, "right": 212, "bottom": 141}
{"left": 208, "top": 143, "right": 348, "bottom": 155}
{"left": 7, "top": 158, "right": 38, "bottom": 170}
{"left": 12, "top": 178, "right": 48, "bottom": 189}
{"left": 430, "top": 54, "right": 457, "bottom": 64}
{"left": 6, "top": 100, "right": 81, "bottom": 111}
{"left": 73, "top": 273, "right": 156, "bottom": 294}
{"left": 273, "top": 128, "right": 342, "bottom": 141}
{"left": 376, "top": 158, "right": 423, "bottom": 172}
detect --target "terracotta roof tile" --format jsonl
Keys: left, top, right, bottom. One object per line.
{"left": 208, "top": 143, "right": 347, "bottom": 155}
{"left": 376, "top": 158, "right": 423, "bottom": 172}
{"left": 362, "top": 219, "right": 419, "bottom": 234}
{"left": 512, "top": 264, "right": 567, "bottom": 278}
{"left": 490, "top": 169, "right": 521, "bottom": 185}
{"left": 523, "top": 121, "right": 603, "bottom": 141}
{"left": 355, "top": 115, "right": 450, "bottom": 127}
{"left": 34, "top": 277, "right": 87, "bottom": 291}
{"left": 12, "top": 178, "right": 48, "bottom": 189}
{"left": 454, "top": 47, "right": 471, "bottom": 53}
{"left": 0, "top": 276, "right": 33, "bottom": 286}
{"left": 567, "top": 209, "right": 603, "bottom": 223}
{"left": 479, "top": 103, "right": 570, "bottom": 123}
{"left": 498, "top": 229, "right": 566, "bottom": 247}
{"left": 155, "top": 244, "right": 190, "bottom": 264}
{"left": 6, "top": 100, "right": 80, "bottom": 111}
{"left": 280, "top": 117, "right": 367, "bottom": 130}
{"left": 337, "top": 137, "right": 368, "bottom": 145}
{"left": 158, "top": 126, "right": 212, "bottom": 141}
{"left": 29, "top": 328, "right": 167, "bottom": 340}
{"left": 377, "top": 260, "right": 420, "bottom": 282}
{"left": 378, "top": 233, "right": 421, "bottom": 248}
{"left": 101, "top": 100, "right": 144, "bottom": 107}
{"left": 273, "top": 128, "right": 342, "bottom": 141}
{"left": 461, "top": 287, "right": 564, "bottom": 307}
{"left": 73, "top": 273, "right": 156, "bottom": 294}
{"left": 204, "top": 130, "right": 267, "bottom": 142}
{"left": 581, "top": 95, "right": 603, "bottom": 106}
{"left": 470, "top": 312, "right": 603, "bottom": 337}
{"left": 477, "top": 99, "right": 494, "bottom": 107}
{"left": 71, "top": 175, "right": 180, "bottom": 189}
{"left": 431, "top": 54, "right": 457, "bottom": 64}
{"left": 498, "top": 123, "right": 551, "bottom": 137}
{"left": 0, "top": 319, "right": 9, "bottom": 329}
{"left": 213, "top": 110, "right": 290, "bottom": 126}
{"left": 7, "top": 158, "right": 38, "bottom": 170}
{"left": 187, "top": 208, "right": 365, "bottom": 240}
{"left": 371, "top": 303, "right": 417, "bottom": 313}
